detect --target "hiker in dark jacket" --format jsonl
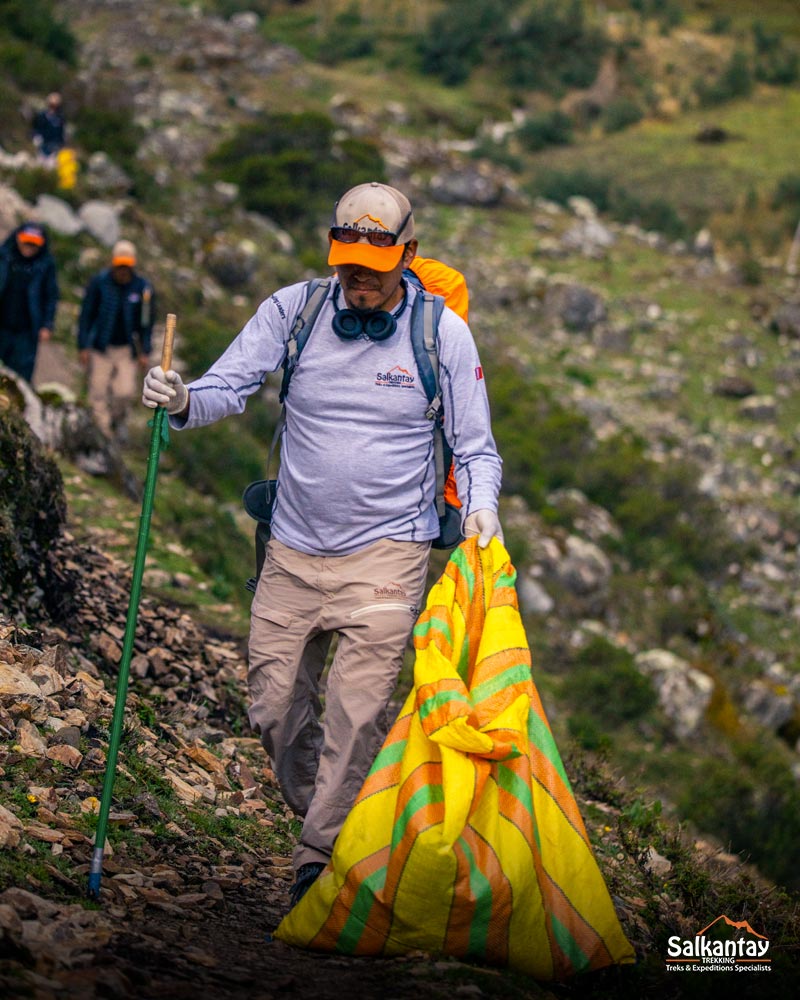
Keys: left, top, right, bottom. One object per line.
{"left": 32, "top": 92, "right": 66, "bottom": 161}
{"left": 0, "top": 222, "right": 59, "bottom": 382}
{"left": 78, "top": 239, "right": 155, "bottom": 438}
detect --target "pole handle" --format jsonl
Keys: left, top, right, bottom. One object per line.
{"left": 162, "top": 313, "right": 176, "bottom": 372}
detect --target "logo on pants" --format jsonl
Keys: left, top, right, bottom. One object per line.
{"left": 374, "top": 581, "right": 408, "bottom": 599}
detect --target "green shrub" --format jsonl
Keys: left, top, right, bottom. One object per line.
{"left": 0, "top": 37, "right": 65, "bottom": 91}
{"left": 678, "top": 740, "right": 800, "bottom": 891}
{"left": 315, "top": 3, "right": 375, "bottom": 65}
{"left": 695, "top": 48, "right": 753, "bottom": 106}
{"left": 0, "top": 0, "right": 76, "bottom": 64}
{"left": 610, "top": 186, "right": 689, "bottom": 240}
{"left": 752, "top": 21, "right": 800, "bottom": 85}
{"left": 163, "top": 497, "right": 254, "bottom": 590}
{"left": 518, "top": 110, "right": 574, "bottom": 151}
{"left": 739, "top": 255, "right": 763, "bottom": 286}
{"left": 419, "top": 0, "right": 508, "bottom": 86}
{"left": 502, "top": 0, "right": 607, "bottom": 91}
{"left": 529, "top": 168, "right": 690, "bottom": 240}
{"left": 772, "top": 173, "right": 800, "bottom": 209}
{"left": 708, "top": 14, "right": 731, "bottom": 34}
{"left": 567, "top": 713, "right": 611, "bottom": 751}
{"left": 580, "top": 431, "right": 739, "bottom": 575}
{"left": 487, "top": 366, "right": 593, "bottom": 506}
{"left": 7, "top": 166, "right": 64, "bottom": 203}
{"left": 419, "top": 0, "right": 606, "bottom": 93}
{"left": 165, "top": 416, "right": 270, "bottom": 505}
{"left": 602, "top": 97, "right": 644, "bottom": 133}
{"left": 72, "top": 93, "right": 144, "bottom": 176}
{"left": 207, "top": 112, "right": 385, "bottom": 234}
{"left": 531, "top": 168, "right": 612, "bottom": 211}
{"left": 209, "top": 0, "right": 271, "bottom": 17}
{"left": 569, "top": 636, "right": 658, "bottom": 726}
{"left": 0, "top": 406, "right": 71, "bottom": 621}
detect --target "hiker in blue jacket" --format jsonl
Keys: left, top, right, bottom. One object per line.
{"left": 142, "top": 182, "right": 504, "bottom": 909}
{"left": 0, "top": 222, "right": 59, "bottom": 383}
{"left": 32, "top": 92, "right": 66, "bottom": 161}
{"left": 78, "top": 239, "right": 155, "bottom": 439}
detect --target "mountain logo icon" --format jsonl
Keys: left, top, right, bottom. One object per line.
{"left": 375, "top": 365, "right": 415, "bottom": 389}
{"left": 697, "top": 915, "right": 768, "bottom": 939}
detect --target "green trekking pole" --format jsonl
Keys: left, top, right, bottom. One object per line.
{"left": 87, "top": 313, "right": 177, "bottom": 900}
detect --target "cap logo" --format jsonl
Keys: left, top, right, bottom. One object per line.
{"left": 349, "top": 213, "right": 391, "bottom": 232}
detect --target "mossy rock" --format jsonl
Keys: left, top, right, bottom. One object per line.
{"left": 0, "top": 406, "right": 69, "bottom": 620}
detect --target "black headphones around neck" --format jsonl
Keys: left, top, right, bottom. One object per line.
{"left": 332, "top": 283, "right": 408, "bottom": 342}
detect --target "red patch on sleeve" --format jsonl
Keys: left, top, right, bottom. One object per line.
{"left": 475, "top": 366, "right": 483, "bottom": 381}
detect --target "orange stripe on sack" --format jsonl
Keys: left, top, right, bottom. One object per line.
{"left": 383, "top": 799, "right": 446, "bottom": 905}
{"left": 354, "top": 712, "right": 413, "bottom": 804}
{"left": 529, "top": 744, "right": 590, "bottom": 844}
{"left": 539, "top": 867, "right": 615, "bottom": 975}
{"left": 463, "top": 826, "right": 512, "bottom": 965}
{"left": 311, "top": 846, "right": 392, "bottom": 951}
{"left": 443, "top": 842, "right": 474, "bottom": 956}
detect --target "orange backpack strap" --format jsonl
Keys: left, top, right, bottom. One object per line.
{"left": 409, "top": 256, "right": 469, "bottom": 322}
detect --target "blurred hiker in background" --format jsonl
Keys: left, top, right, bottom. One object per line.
{"left": 0, "top": 222, "right": 59, "bottom": 383}
{"left": 32, "top": 92, "right": 66, "bottom": 163}
{"left": 142, "top": 182, "right": 503, "bottom": 908}
{"left": 78, "top": 240, "right": 155, "bottom": 440}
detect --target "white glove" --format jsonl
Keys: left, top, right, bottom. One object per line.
{"left": 463, "top": 508, "right": 504, "bottom": 549}
{"left": 142, "top": 366, "right": 189, "bottom": 414}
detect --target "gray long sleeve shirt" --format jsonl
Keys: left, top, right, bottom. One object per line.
{"left": 175, "top": 278, "right": 502, "bottom": 556}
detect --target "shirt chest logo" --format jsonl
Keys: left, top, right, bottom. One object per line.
{"left": 375, "top": 365, "right": 415, "bottom": 389}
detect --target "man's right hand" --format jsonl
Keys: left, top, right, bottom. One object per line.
{"left": 142, "top": 366, "right": 189, "bottom": 415}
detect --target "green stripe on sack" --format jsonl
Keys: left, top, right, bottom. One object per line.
{"left": 497, "top": 764, "right": 539, "bottom": 850}
{"left": 550, "top": 912, "right": 591, "bottom": 974}
{"left": 527, "top": 709, "right": 571, "bottom": 788}
{"left": 391, "top": 783, "right": 445, "bottom": 851}
{"left": 368, "top": 738, "right": 407, "bottom": 776}
{"left": 450, "top": 546, "right": 476, "bottom": 597}
{"left": 413, "top": 615, "right": 453, "bottom": 646}
{"left": 495, "top": 569, "right": 517, "bottom": 589}
{"left": 336, "top": 865, "right": 388, "bottom": 953}
{"left": 470, "top": 663, "right": 531, "bottom": 705}
{"left": 458, "top": 836, "right": 493, "bottom": 956}
{"left": 496, "top": 764, "right": 534, "bottom": 814}
{"left": 418, "top": 689, "right": 471, "bottom": 722}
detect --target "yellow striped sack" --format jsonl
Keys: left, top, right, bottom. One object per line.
{"left": 275, "top": 538, "right": 635, "bottom": 979}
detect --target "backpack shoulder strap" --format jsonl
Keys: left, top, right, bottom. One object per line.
{"left": 409, "top": 288, "right": 445, "bottom": 413}
{"left": 264, "top": 278, "right": 331, "bottom": 487}
{"left": 410, "top": 289, "right": 449, "bottom": 517}
{"left": 280, "top": 277, "right": 331, "bottom": 403}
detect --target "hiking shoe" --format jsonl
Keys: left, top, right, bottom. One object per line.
{"left": 289, "top": 862, "right": 325, "bottom": 908}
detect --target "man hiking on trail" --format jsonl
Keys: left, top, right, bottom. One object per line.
{"left": 0, "top": 222, "right": 59, "bottom": 383}
{"left": 142, "top": 182, "right": 503, "bottom": 908}
{"left": 79, "top": 239, "right": 156, "bottom": 441}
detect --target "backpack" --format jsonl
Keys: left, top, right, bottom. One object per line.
{"left": 243, "top": 263, "right": 467, "bottom": 591}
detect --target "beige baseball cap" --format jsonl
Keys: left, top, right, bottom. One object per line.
{"left": 327, "top": 182, "right": 415, "bottom": 272}
{"left": 111, "top": 239, "right": 137, "bottom": 267}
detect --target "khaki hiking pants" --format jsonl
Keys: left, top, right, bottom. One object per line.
{"left": 87, "top": 345, "right": 139, "bottom": 437}
{"left": 247, "top": 537, "right": 430, "bottom": 870}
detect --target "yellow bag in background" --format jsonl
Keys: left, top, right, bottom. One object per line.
{"left": 275, "top": 538, "right": 634, "bottom": 980}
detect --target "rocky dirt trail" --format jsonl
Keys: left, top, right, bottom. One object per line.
{"left": 0, "top": 534, "right": 566, "bottom": 1000}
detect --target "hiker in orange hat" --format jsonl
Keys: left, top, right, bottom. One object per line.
{"left": 142, "top": 182, "right": 503, "bottom": 906}
{"left": 78, "top": 239, "right": 156, "bottom": 440}
{"left": 0, "top": 222, "right": 59, "bottom": 382}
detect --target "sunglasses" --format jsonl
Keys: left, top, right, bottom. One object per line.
{"left": 330, "top": 210, "right": 412, "bottom": 248}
